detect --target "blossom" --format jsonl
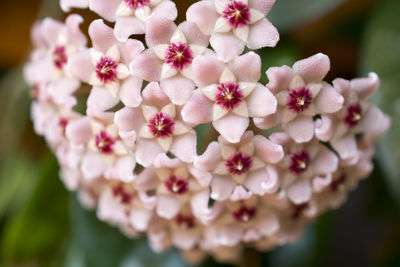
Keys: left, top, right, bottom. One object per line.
{"left": 187, "top": 0, "right": 279, "bottom": 61}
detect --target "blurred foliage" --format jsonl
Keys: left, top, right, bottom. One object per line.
{"left": 0, "top": 0, "right": 399, "bottom": 266}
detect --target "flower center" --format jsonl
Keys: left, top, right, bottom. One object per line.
{"left": 330, "top": 175, "right": 346, "bottom": 192}
{"left": 59, "top": 117, "right": 68, "bottom": 136}
{"left": 164, "top": 175, "right": 189, "bottom": 194}
{"left": 291, "top": 203, "right": 308, "bottom": 219}
{"left": 344, "top": 104, "right": 362, "bottom": 127}
{"left": 95, "top": 130, "right": 115, "bottom": 154}
{"left": 289, "top": 151, "right": 310, "bottom": 175}
{"left": 226, "top": 152, "right": 252, "bottom": 175}
{"left": 216, "top": 82, "right": 244, "bottom": 110}
{"left": 147, "top": 112, "right": 175, "bottom": 138}
{"left": 223, "top": 0, "right": 251, "bottom": 29}
{"left": 175, "top": 214, "right": 196, "bottom": 229}
{"left": 233, "top": 205, "right": 257, "bottom": 222}
{"left": 112, "top": 185, "right": 133, "bottom": 204}
{"left": 287, "top": 87, "right": 313, "bottom": 113}
{"left": 53, "top": 45, "right": 68, "bottom": 70}
{"left": 165, "top": 42, "right": 193, "bottom": 71}
{"left": 124, "top": 0, "right": 151, "bottom": 10}
{"left": 95, "top": 56, "right": 119, "bottom": 84}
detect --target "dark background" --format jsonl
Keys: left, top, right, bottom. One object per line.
{"left": 0, "top": 0, "right": 399, "bottom": 266}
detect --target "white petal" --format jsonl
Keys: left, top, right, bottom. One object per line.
{"left": 116, "top": 1, "right": 134, "bottom": 17}
{"left": 135, "top": 6, "right": 151, "bottom": 21}
{"left": 233, "top": 26, "right": 249, "bottom": 42}
{"left": 232, "top": 101, "right": 249, "bottom": 117}
{"left": 276, "top": 91, "right": 289, "bottom": 106}
{"left": 239, "top": 82, "right": 256, "bottom": 97}
{"left": 153, "top": 44, "right": 169, "bottom": 60}
{"left": 90, "top": 50, "right": 103, "bottom": 65}
{"left": 239, "top": 142, "right": 254, "bottom": 155}
{"left": 161, "top": 103, "right": 176, "bottom": 118}
{"left": 308, "top": 83, "right": 322, "bottom": 97}
{"left": 282, "top": 109, "right": 297, "bottom": 123}
{"left": 117, "top": 64, "right": 130, "bottom": 80}
{"left": 249, "top": 8, "right": 265, "bottom": 24}
{"left": 142, "top": 105, "right": 159, "bottom": 121}
{"left": 219, "top": 68, "right": 236, "bottom": 84}
{"left": 214, "top": 17, "right": 231, "bottom": 33}
{"left": 161, "top": 63, "right": 178, "bottom": 80}
{"left": 190, "top": 45, "right": 206, "bottom": 58}
{"left": 106, "top": 45, "right": 120, "bottom": 61}
{"left": 170, "top": 29, "right": 187, "bottom": 44}
{"left": 201, "top": 84, "right": 218, "bottom": 100}
{"left": 214, "top": 162, "right": 229, "bottom": 175}
{"left": 180, "top": 64, "right": 195, "bottom": 80}
{"left": 139, "top": 125, "right": 153, "bottom": 138}
{"left": 221, "top": 145, "right": 236, "bottom": 160}
{"left": 173, "top": 121, "right": 189, "bottom": 135}
{"left": 289, "top": 74, "right": 306, "bottom": 90}
{"left": 106, "top": 82, "right": 120, "bottom": 98}
{"left": 215, "top": 0, "right": 230, "bottom": 14}
{"left": 158, "top": 136, "right": 173, "bottom": 151}
{"left": 213, "top": 104, "right": 229, "bottom": 120}
{"left": 251, "top": 157, "right": 264, "bottom": 171}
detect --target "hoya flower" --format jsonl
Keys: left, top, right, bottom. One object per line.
{"left": 24, "top": 15, "right": 87, "bottom": 84}
{"left": 68, "top": 19, "right": 144, "bottom": 100}
{"left": 187, "top": 0, "right": 279, "bottom": 61}
{"left": 270, "top": 132, "right": 339, "bottom": 205}
{"left": 60, "top": 0, "right": 89, "bottom": 12}
{"left": 256, "top": 53, "right": 344, "bottom": 143}
{"left": 182, "top": 53, "right": 277, "bottom": 143}
{"left": 115, "top": 82, "right": 197, "bottom": 167}
{"left": 204, "top": 197, "right": 280, "bottom": 247}
{"left": 194, "top": 131, "right": 283, "bottom": 201}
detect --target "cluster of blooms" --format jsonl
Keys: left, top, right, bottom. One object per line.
{"left": 25, "top": 0, "right": 390, "bottom": 263}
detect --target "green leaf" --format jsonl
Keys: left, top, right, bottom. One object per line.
{"left": 361, "top": 0, "right": 400, "bottom": 202}
{"left": 269, "top": 0, "right": 345, "bottom": 32}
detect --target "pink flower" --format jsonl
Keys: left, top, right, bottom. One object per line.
{"left": 182, "top": 53, "right": 277, "bottom": 143}
{"left": 257, "top": 53, "right": 344, "bottom": 143}
{"left": 194, "top": 131, "right": 283, "bottom": 201}
{"left": 187, "top": 0, "right": 279, "bottom": 61}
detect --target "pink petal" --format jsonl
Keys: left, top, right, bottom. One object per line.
{"left": 230, "top": 185, "right": 252, "bottom": 201}
{"left": 213, "top": 114, "right": 249, "bottom": 143}
{"left": 153, "top": 153, "right": 182, "bottom": 169}
{"left": 130, "top": 50, "right": 162, "bottom": 81}
{"left": 186, "top": 1, "right": 219, "bottom": 35}
{"left": 179, "top": 21, "right": 210, "bottom": 47}
{"left": 315, "top": 84, "right": 344, "bottom": 114}
{"left": 87, "top": 87, "right": 119, "bottom": 113}
{"left": 286, "top": 178, "right": 311, "bottom": 204}
{"left": 65, "top": 14, "right": 87, "bottom": 47}
{"left": 89, "top": 0, "right": 120, "bottom": 22}
{"left": 81, "top": 152, "right": 107, "bottom": 181}
{"left": 160, "top": 76, "right": 195, "bottom": 105}
{"left": 253, "top": 113, "right": 280, "bottom": 130}
{"left": 314, "top": 115, "right": 333, "bottom": 142}
{"left": 170, "top": 131, "right": 197, "bottom": 163}
{"left": 214, "top": 225, "right": 242, "bottom": 247}
{"left": 66, "top": 116, "right": 92, "bottom": 144}
{"left": 266, "top": 65, "right": 293, "bottom": 93}
{"left": 142, "top": 82, "right": 170, "bottom": 106}
{"left": 256, "top": 213, "right": 280, "bottom": 236}
{"left": 41, "top": 18, "right": 63, "bottom": 46}
{"left": 191, "top": 189, "right": 223, "bottom": 224}
{"left": 253, "top": 135, "right": 284, "bottom": 164}
{"left": 152, "top": 0, "right": 178, "bottom": 21}
{"left": 210, "top": 33, "right": 245, "bottom": 62}
{"left": 312, "top": 147, "right": 338, "bottom": 174}
{"left": 60, "top": 0, "right": 89, "bottom": 12}
{"left": 119, "top": 76, "right": 143, "bottom": 108}
{"left": 88, "top": 19, "right": 117, "bottom": 52}
{"left": 229, "top": 52, "right": 261, "bottom": 82}
{"left": 192, "top": 55, "right": 225, "bottom": 87}
{"left": 247, "top": 83, "right": 277, "bottom": 117}
{"left": 181, "top": 89, "right": 213, "bottom": 124}
{"left": 67, "top": 51, "right": 94, "bottom": 83}
{"left": 210, "top": 176, "right": 236, "bottom": 200}
{"left": 194, "top": 141, "right": 221, "bottom": 171}
{"left": 156, "top": 195, "right": 183, "bottom": 219}
{"left": 115, "top": 155, "right": 136, "bottom": 182}
{"left": 248, "top": 0, "right": 275, "bottom": 14}
{"left": 361, "top": 105, "right": 390, "bottom": 141}
{"left": 331, "top": 134, "right": 358, "bottom": 161}
{"left": 114, "top": 107, "right": 143, "bottom": 132}
{"left": 114, "top": 18, "right": 145, "bottom": 43}
{"left": 245, "top": 168, "right": 277, "bottom": 194}
{"left": 172, "top": 229, "right": 198, "bottom": 250}
{"left": 129, "top": 208, "right": 153, "bottom": 231}
{"left": 284, "top": 115, "right": 314, "bottom": 143}
{"left": 145, "top": 15, "right": 177, "bottom": 47}
{"left": 351, "top": 72, "right": 380, "bottom": 99}
{"left": 292, "top": 53, "right": 330, "bottom": 83}
{"left": 247, "top": 18, "right": 279, "bottom": 50}
{"left": 136, "top": 139, "right": 164, "bottom": 167}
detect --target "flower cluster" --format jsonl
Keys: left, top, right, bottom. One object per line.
{"left": 25, "top": 0, "right": 389, "bottom": 263}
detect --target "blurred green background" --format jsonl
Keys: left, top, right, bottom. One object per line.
{"left": 0, "top": 0, "right": 400, "bottom": 266}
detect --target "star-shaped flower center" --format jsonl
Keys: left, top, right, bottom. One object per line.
{"left": 233, "top": 205, "right": 257, "bottom": 222}
{"left": 175, "top": 214, "right": 196, "bottom": 229}
{"left": 95, "top": 56, "right": 119, "bottom": 84}
{"left": 223, "top": 0, "right": 251, "bottom": 29}
{"left": 95, "top": 130, "right": 116, "bottom": 154}
{"left": 289, "top": 151, "right": 310, "bottom": 175}
{"left": 165, "top": 42, "right": 193, "bottom": 71}
{"left": 344, "top": 104, "right": 362, "bottom": 127}
{"left": 124, "top": 0, "right": 151, "bottom": 10}
{"left": 112, "top": 184, "right": 133, "bottom": 204}
{"left": 147, "top": 112, "right": 175, "bottom": 138}
{"left": 226, "top": 152, "right": 252, "bottom": 175}
{"left": 287, "top": 87, "right": 313, "bottom": 113}
{"left": 216, "top": 82, "right": 244, "bottom": 110}
{"left": 53, "top": 45, "right": 68, "bottom": 70}
{"left": 164, "top": 175, "right": 189, "bottom": 195}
